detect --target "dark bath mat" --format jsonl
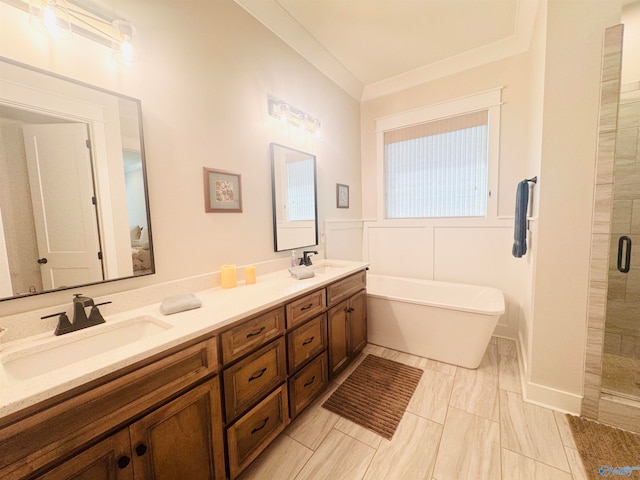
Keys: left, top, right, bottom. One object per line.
{"left": 566, "top": 414, "right": 640, "bottom": 479}
{"left": 322, "top": 354, "right": 423, "bottom": 440}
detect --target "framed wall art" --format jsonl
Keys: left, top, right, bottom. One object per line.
{"left": 203, "top": 167, "right": 242, "bottom": 213}
{"left": 336, "top": 183, "right": 349, "bottom": 208}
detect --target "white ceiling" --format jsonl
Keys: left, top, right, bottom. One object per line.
{"left": 235, "top": 0, "right": 539, "bottom": 100}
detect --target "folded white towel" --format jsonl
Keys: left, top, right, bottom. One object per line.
{"left": 160, "top": 293, "right": 202, "bottom": 315}
{"left": 288, "top": 266, "right": 315, "bottom": 280}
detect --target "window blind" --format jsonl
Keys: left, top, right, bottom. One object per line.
{"left": 384, "top": 110, "right": 489, "bottom": 219}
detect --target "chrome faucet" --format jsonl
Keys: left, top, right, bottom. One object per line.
{"left": 42, "top": 294, "right": 111, "bottom": 335}
{"left": 300, "top": 250, "right": 318, "bottom": 266}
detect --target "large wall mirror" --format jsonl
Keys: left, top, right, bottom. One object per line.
{"left": 270, "top": 143, "right": 318, "bottom": 252}
{"left": 0, "top": 57, "right": 154, "bottom": 301}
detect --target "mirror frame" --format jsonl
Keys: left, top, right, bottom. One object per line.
{"left": 270, "top": 143, "right": 318, "bottom": 252}
{"left": 0, "top": 56, "right": 154, "bottom": 302}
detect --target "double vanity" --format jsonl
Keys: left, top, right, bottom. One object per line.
{"left": 0, "top": 260, "right": 368, "bottom": 480}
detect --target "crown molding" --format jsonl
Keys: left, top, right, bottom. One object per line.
{"left": 234, "top": 0, "right": 538, "bottom": 103}
{"left": 233, "top": 0, "right": 364, "bottom": 100}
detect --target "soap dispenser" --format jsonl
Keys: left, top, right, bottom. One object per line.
{"left": 290, "top": 251, "right": 297, "bottom": 267}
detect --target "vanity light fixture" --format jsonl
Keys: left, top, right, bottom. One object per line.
{"left": 3, "top": 0, "right": 137, "bottom": 65}
{"left": 268, "top": 97, "right": 322, "bottom": 138}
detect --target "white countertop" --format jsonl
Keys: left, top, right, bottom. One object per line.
{"left": 0, "top": 260, "right": 368, "bottom": 419}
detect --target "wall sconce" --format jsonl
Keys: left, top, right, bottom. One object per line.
{"left": 268, "top": 97, "right": 321, "bottom": 138}
{"left": 3, "top": 0, "right": 137, "bottom": 65}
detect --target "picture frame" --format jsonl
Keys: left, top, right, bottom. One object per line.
{"left": 336, "top": 183, "right": 349, "bottom": 208}
{"left": 203, "top": 167, "right": 243, "bottom": 213}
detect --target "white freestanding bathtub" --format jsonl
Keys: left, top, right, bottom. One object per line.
{"left": 366, "top": 274, "right": 505, "bottom": 369}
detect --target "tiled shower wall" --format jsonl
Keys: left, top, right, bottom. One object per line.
{"left": 604, "top": 82, "right": 640, "bottom": 360}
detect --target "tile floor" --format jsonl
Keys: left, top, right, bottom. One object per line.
{"left": 238, "top": 338, "right": 590, "bottom": 480}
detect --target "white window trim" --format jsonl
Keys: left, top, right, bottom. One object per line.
{"left": 375, "top": 88, "right": 502, "bottom": 225}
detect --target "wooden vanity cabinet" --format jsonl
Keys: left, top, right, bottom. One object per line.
{"left": 0, "top": 337, "right": 225, "bottom": 480}
{"left": 327, "top": 274, "right": 367, "bottom": 378}
{"left": 37, "top": 378, "right": 224, "bottom": 480}
{"left": 3, "top": 267, "right": 368, "bottom": 480}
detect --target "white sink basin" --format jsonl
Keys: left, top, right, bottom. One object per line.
{"left": 1, "top": 315, "right": 172, "bottom": 382}
{"left": 310, "top": 262, "right": 348, "bottom": 275}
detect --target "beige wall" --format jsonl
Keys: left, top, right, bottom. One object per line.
{"left": 0, "top": 0, "right": 361, "bottom": 316}
{"left": 516, "top": 0, "right": 547, "bottom": 380}
{"left": 622, "top": 1, "right": 640, "bottom": 84}
{"left": 528, "top": 0, "right": 621, "bottom": 408}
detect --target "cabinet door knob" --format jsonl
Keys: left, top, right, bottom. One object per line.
{"left": 117, "top": 455, "right": 131, "bottom": 469}
{"left": 135, "top": 443, "right": 148, "bottom": 456}
{"left": 37, "top": 257, "right": 48, "bottom": 264}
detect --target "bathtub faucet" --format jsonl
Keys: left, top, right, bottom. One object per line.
{"left": 300, "top": 250, "right": 318, "bottom": 266}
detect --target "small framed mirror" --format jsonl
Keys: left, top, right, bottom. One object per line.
{"left": 270, "top": 143, "right": 318, "bottom": 252}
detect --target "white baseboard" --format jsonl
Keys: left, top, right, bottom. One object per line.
{"left": 514, "top": 334, "right": 583, "bottom": 415}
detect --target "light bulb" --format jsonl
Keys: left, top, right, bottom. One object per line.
{"left": 29, "top": 0, "right": 72, "bottom": 39}
{"left": 43, "top": 5, "right": 58, "bottom": 36}
{"left": 112, "top": 20, "right": 137, "bottom": 65}
{"left": 119, "top": 38, "right": 134, "bottom": 65}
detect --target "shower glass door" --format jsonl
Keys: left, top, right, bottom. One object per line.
{"left": 602, "top": 82, "right": 640, "bottom": 399}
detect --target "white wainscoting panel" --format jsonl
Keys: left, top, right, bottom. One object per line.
{"left": 324, "top": 220, "right": 364, "bottom": 261}
{"left": 364, "top": 224, "right": 434, "bottom": 279}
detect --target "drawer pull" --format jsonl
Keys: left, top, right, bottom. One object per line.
{"left": 117, "top": 456, "right": 131, "bottom": 469}
{"left": 251, "top": 416, "right": 270, "bottom": 434}
{"left": 300, "top": 303, "right": 314, "bottom": 311}
{"left": 302, "top": 336, "right": 315, "bottom": 346}
{"left": 135, "top": 444, "right": 148, "bottom": 457}
{"left": 248, "top": 367, "right": 267, "bottom": 382}
{"left": 303, "top": 376, "right": 316, "bottom": 387}
{"left": 246, "top": 326, "right": 266, "bottom": 338}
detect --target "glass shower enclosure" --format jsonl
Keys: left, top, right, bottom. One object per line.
{"left": 602, "top": 81, "right": 640, "bottom": 400}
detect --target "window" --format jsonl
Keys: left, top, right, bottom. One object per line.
{"left": 377, "top": 89, "right": 501, "bottom": 220}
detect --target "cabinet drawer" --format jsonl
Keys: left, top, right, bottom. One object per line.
{"left": 227, "top": 384, "right": 289, "bottom": 480}
{"left": 288, "top": 352, "right": 328, "bottom": 419}
{"left": 287, "top": 314, "right": 327, "bottom": 373}
{"left": 326, "top": 270, "right": 366, "bottom": 306}
{"left": 286, "top": 289, "right": 326, "bottom": 329}
{"left": 223, "top": 337, "right": 287, "bottom": 423}
{"left": 221, "top": 307, "right": 285, "bottom": 365}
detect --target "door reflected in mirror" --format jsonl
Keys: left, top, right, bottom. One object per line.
{"left": 0, "top": 57, "right": 153, "bottom": 301}
{"left": 270, "top": 143, "right": 318, "bottom": 252}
